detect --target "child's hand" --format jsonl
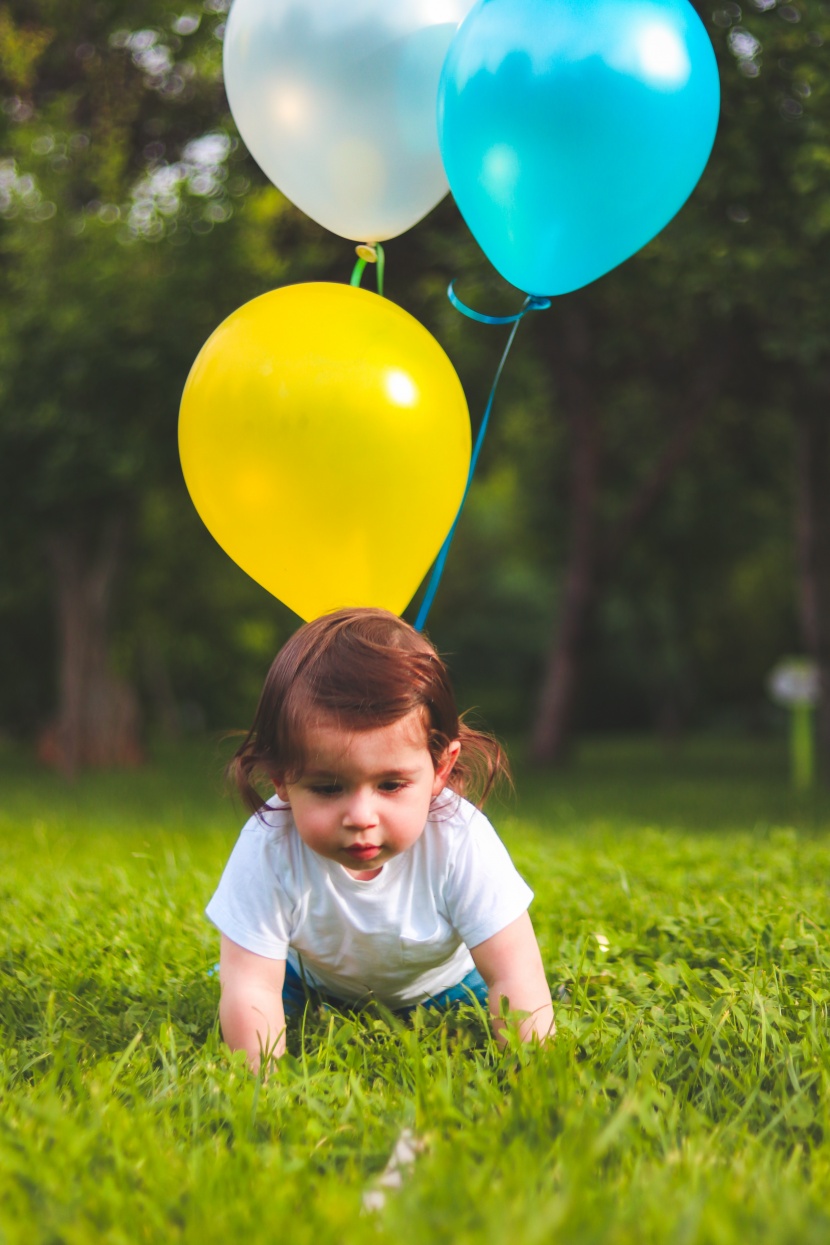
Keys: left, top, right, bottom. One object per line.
{"left": 218, "top": 935, "right": 287, "bottom": 1072}
{"left": 469, "top": 912, "right": 555, "bottom": 1047}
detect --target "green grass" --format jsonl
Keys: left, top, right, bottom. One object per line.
{"left": 1, "top": 735, "right": 829, "bottom": 1244}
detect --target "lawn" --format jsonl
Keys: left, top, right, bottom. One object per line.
{"left": 1, "top": 734, "right": 828, "bottom": 1244}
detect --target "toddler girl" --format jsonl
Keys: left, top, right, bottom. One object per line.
{"left": 207, "top": 607, "right": 554, "bottom": 1069}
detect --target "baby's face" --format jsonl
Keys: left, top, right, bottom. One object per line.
{"left": 275, "top": 710, "right": 460, "bottom": 879}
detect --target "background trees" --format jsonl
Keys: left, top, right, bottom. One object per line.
{"left": 405, "top": 0, "right": 830, "bottom": 767}
{"left": 0, "top": 0, "right": 334, "bottom": 769}
{"left": 1, "top": 0, "right": 828, "bottom": 773}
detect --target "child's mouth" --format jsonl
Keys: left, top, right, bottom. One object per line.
{"left": 345, "top": 845, "right": 381, "bottom": 861}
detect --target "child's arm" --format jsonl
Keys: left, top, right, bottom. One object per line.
{"left": 218, "top": 934, "right": 287, "bottom": 1072}
{"left": 470, "top": 912, "right": 555, "bottom": 1046}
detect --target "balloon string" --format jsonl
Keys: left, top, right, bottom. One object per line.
{"left": 447, "top": 282, "right": 551, "bottom": 324}
{"left": 413, "top": 283, "right": 550, "bottom": 633}
{"left": 350, "top": 243, "right": 385, "bottom": 296}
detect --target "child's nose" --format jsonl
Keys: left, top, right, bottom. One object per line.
{"left": 342, "top": 788, "right": 378, "bottom": 829}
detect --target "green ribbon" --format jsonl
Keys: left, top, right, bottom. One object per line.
{"left": 350, "top": 243, "right": 385, "bottom": 297}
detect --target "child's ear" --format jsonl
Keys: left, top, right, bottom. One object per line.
{"left": 432, "top": 740, "right": 461, "bottom": 796}
{"left": 272, "top": 774, "right": 290, "bottom": 803}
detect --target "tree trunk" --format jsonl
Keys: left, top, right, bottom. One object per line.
{"left": 530, "top": 343, "right": 725, "bottom": 766}
{"left": 793, "top": 404, "right": 830, "bottom": 781}
{"left": 37, "top": 518, "right": 143, "bottom": 776}
{"left": 531, "top": 311, "right": 601, "bottom": 764}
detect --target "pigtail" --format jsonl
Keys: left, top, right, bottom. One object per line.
{"left": 444, "top": 719, "right": 512, "bottom": 808}
{"left": 226, "top": 732, "right": 274, "bottom": 816}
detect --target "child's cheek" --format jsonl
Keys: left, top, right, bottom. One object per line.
{"left": 296, "top": 801, "right": 338, "bottom": 852}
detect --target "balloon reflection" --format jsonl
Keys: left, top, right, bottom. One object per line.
{"left": 635, "top": 22, "right": 691, "bottom": 87}
{"left": 384, "top": 370, "right": 419, "bottom": 407}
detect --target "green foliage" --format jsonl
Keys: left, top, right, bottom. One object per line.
{"left": 392, "top": 1, "right": 830, "bottom": 734}
{"left": 1, "top": 738, "right": 830, "bottom": 1242}
{"left": 0, "top": 0, "right": 340, "bottom": 734}
{"left": 2, "top": 0, "right": 830, "bottom": 743}
{"left": 0, "top": 7, "right": 53, "bottom": 92}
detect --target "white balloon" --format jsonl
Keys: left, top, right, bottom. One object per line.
{"left": 223, "top": 0, "right": 476, "bottom": 243}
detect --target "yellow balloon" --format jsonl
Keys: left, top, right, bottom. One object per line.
{"left": 178, "top": 283, "right": 471, "bottom": 620}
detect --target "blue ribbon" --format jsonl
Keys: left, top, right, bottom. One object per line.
{"left": 447, "top": 282, "right": 550, "bottom": 324}
{"left": 414, "top": 283, "right": 550, "bottom": 632}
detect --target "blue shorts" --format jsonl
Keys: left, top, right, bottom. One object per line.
{"left": 282, "top": 960, "right": 489, "bottom": 1018}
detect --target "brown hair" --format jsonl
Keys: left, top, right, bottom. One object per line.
{"left": 229, "top": 607, "right": 510, "bottom": 814}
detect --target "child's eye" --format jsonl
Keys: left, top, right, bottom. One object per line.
{"left": 378, "top": 780, "right": 408, "bottom": 793}
{"left": 309, "top": 783, "right": 342, "bottom": 797}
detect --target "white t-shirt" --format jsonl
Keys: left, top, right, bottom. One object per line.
{"left": 206, "top": 790, "right": 533, "bottom": 1008}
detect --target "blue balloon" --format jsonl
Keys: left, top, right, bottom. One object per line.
{"left": 438, "top": 0, "right": 720, "bottom": 296}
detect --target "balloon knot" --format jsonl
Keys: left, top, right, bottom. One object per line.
{"left": 351, "top": 243, "right": 385, "bottom": 296}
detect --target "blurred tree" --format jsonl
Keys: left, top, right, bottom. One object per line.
{"left": 0, "top": 0, "right": 336, "bottom": 771}
{"left": 388, "top": 184, "right": 790, "bottom": 748}
{"left": 389, "top": 0, "right": 826, "bottom": 765}
{"left": 1, "top": 0, "right": 826, "bottom": 777}
{"left": 669, "top": 0, "right": 830, "bottom": 774}
{"left": 520, "top": 0, "right": 830, "bottom": 764}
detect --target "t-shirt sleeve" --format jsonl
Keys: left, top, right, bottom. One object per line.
{"left": 443, "top": 808, "right": 534, "bottom": 950}
{"left": 204, "top": 819, "right": 294, "bottom": 960}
